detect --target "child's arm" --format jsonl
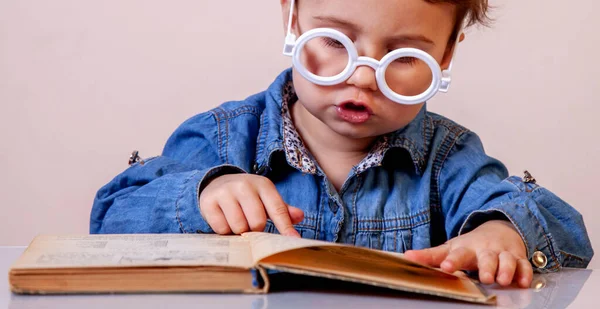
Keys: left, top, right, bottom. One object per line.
{"left": 405, "top": 131, "right": 593, "bottom": 287}
{"left": 90, "top": 112, "right": 244, "bottom": 234}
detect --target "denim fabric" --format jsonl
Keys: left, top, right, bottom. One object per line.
{"left": 91, "top": 68, "right": 593, "bottom": 272}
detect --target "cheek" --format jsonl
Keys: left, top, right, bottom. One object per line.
{"left": 384, "top": 103, "right": 423, "bottom": 129}
{"left": 385, "top": 53, "right": 449, "bottom": 97}
{"left": 292, "top": 69, "right": 332, "bottom": 106}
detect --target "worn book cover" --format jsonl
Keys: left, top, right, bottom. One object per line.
{"left": 9, "top": 232, "right": 496, "bottom": 305}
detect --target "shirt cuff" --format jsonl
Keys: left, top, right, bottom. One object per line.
{"left": 458, "top": 203, "right": 560, "bottom": 273}
{"left": 198, "top": 164, "right": 247, "bottom": 193}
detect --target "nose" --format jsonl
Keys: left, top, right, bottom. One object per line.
{"left": 346, "top": 59, "right": 379, "bottom": 92}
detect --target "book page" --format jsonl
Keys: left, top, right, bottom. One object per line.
{"left": 258, "top": 245, "right": 494, "bottom": 304}
{"left": 244, "top": 232, "right": 424, "bottom": 269}
{"left": 243, "top": 232, "right": 344, "bottom": 264}
{"left": 12, "top": 234, "right": 253, "bottom": 269}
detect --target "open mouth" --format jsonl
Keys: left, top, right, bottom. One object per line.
{"left": 336, "top": 101, "right": 372, "bottom": 124}
{"left": 339, "top": 101, "right": 372, "bottom": 114}
{"left": 343, "top": 102, "right": 367, "bottom": 111}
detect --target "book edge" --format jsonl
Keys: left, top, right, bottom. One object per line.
{"left": 258, "top": 263, "right": 496, "bottom": 305}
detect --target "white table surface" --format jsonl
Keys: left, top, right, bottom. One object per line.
{"left": 1, "top": 247, "right": 597, "bottom": 309}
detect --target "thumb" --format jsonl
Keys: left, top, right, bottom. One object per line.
{"left": 404, "top": 244, "right": 450, "bottom": 267}
{"left": 287, "top": 205, "right": 304, "bottom": 224}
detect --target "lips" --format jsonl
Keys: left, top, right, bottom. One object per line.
{"left": 336, "top": 101, "right": 373, "bottom": 124}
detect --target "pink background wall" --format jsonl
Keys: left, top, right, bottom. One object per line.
{"left": 1, "top": 1, "right": 597, "bottom": 267}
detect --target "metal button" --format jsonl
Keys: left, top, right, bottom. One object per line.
{"left": 532, "top": 251, "right": 548, "bottom": 268}
{"left": 328, "top": 199, "right": 339, "bottom": 214}
{"left": 128, "top": 150, "right": 144, "bottom": 166}
{"left": 253, "top": 163, "right": 268, "bottom": 175}
{"left": 523, "top": 170, "right": 536, "bottom": 184}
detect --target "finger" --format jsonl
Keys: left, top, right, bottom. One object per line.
{"left": 288, "top": 205, "right": 305, "bottom": 224}
{"left": 235, "top": 187, "right": 268, "bottom": 232}
{"left": 452, "top": 270, "right": 469, "bottom": 279}
{"left": 218, "top": 195, "right": 250, "bottom": 235}
{"left": 404, "top": 244, "right": 450, "bottom": 267}
{"left": 476, "top": 249, "right": 499, "bottom": 285}
{"left": 200, "top": 199, "right": 232, "bottom": 235}
{"left": 257, "top": 181, "right": 300, "bottom": 237}
{"left": 441, "top": 247, "right": 477, "bottom": 273}
{"left": 515, "top": 258, "right": 533, "bottom": 288}
{"left": 496, "top": 251, "right": 517, "bottom": 286}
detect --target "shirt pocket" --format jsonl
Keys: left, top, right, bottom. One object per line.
{"left": 263, "top": 212, "right": 318, "bottom": 239}
{"left": 355, "top": 219, "right": 413, "bottom": 253}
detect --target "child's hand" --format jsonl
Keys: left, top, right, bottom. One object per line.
{"left": 199, "top": 174, "right": 304, "bottom": 237}
{"left": 404, "top": 220, "right": 533, "bottom": 288}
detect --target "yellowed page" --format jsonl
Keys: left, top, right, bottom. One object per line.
{"left": 259, "top": 246, "right": 494, "bottom": 304}
{"left": 12, "top": 234, "right": 253, "bottom": 270}
{"left": 242, "top": 232, "right": 345, "bottom": 264}
{"left": 243, "top": 232, "right": 493, "bottom": 304}
{"left": 244, "top": 232, "right": 431, "bottom": 271}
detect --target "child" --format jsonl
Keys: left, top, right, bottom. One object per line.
{"left": 91, "top": 0, "right": 593, "bottom": 289}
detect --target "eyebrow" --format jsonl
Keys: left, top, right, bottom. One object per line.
{"left": 312, "top": 15, "right": 436, "bottom": 47}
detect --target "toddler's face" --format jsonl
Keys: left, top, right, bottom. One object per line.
{"left": 282, "top": 0, "right": 459, "bottom": 139}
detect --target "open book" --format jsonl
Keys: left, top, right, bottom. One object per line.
{"left": 9, "top": 232, "right": 495, "bottom": 305}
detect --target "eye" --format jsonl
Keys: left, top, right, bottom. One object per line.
{"left": 394, "top": 57, "right": 418, "bottom": 66}
{"left": 321, "top": 37, "right": 345, "bottom": 49}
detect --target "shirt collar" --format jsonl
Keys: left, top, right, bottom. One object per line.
{"left": 255, "top": 68, "right": 432, "bottom": 175}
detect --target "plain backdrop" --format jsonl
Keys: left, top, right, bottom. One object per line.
{"left": 0, "top": 1, "right": 598, "bottom": 268}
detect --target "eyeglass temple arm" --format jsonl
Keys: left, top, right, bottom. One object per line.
{"left": 283, "top": 0, "right": 297, "bottom": 56}
{"left": 440, "top": 19, "right": 465, "bottom": 93}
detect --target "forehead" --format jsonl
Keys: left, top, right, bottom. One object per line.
{"left": 297, "top": 0, "right": 456, "bottom": 41}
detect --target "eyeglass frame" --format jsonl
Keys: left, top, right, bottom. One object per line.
{"left": 282, "top": 0, "right": 464, "bottom": 105}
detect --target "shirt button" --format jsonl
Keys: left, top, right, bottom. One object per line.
{"left": 532, "top": 251, "right": 548, "bottom": 268}
{"left": 253, "top": 163, "right": 268, "bottom": 175}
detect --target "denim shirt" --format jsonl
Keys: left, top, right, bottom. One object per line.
{"left": 91, "top": 68, "right": 593, "bottom": 272}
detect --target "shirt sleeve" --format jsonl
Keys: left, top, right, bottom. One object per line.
{"left": 90, "top": 112, "right": 246, "bottom": 234}
{"left": 438, "top": 131, "right": 594, "bottom": 272}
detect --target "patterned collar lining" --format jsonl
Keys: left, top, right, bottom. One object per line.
{"left": 280, "top": 81, "right": 390, "bottom": 175}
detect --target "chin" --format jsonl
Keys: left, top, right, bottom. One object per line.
{"left": 329, "top": 122, "right": 381, "bottom": 140}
